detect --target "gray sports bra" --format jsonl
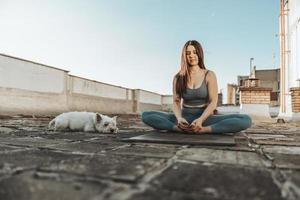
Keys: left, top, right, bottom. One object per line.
{"left": 182, "top": 70, "right": 209, "bottom": 106}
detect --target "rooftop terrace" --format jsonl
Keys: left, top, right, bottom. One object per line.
{"left": 0, "top": 114, "right": 299, "bottom": 200}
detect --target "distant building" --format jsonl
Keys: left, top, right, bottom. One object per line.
{"left": 218, "top": 92, "right": 223, "bottom": 106}
{"left": 228, "top": 68, "right": 280, "bottom": 106}
{"left": 227, "top": 84, "right": 238, "bottom": 105}
{"left": 256, "top": 69, "right": 280, "bottom": 105}
{"left": 237, "top": 75, "right": 249, "bottom": 88}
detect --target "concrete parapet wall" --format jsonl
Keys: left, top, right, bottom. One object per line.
{"left": 68, "top": 93, "right": 133, "bottom": 114}
{"left": 136, "top": 89, "right": 163, "bottom": 113}
{"left": 138, "top": 103, "right": 162, "bottom": 113}
{"left": 0, "top": 54, "right": 67, "bottom": 93}
{"left": 162, "top": 95, "right": 173, "bottom": 112}
{"left": 0, "top": 87, "right": 68, "bottom": 115}
{"left": 162, "top": 95, "right": 173, "bottom": 104}
{"left": 71, "top": 75, "right": 131, "bottom": 100}
{"left": 240, "top": 104, "right": 272, "bottom": 122}
{"left": 139, "top": 89, "right": 162, "bottom": 105}
{"left": 0, "top": 54, "right": 171, "bottom": 115}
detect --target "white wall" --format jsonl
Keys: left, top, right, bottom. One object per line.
{"left": 0, "top": 54, "right": 173, "bottom": 115}
{"left": 71, "top": 75, "right": 129, "bottom": 100}
{"left": 288, "top": 0, "right": 300, "bottom": 87}
{"left": 162, "top": 95, "right": 173, "bottom": 104}
{"left": 280, "top": 0, "right": 300, "bottom": 118}
{"left": 139, "top": 89, "right": 162, "bottom": 105}
{"left": 161, "top": 95, "right": 173, "bottom": 112}
{"left": 0, "top": 54, "right": 66, "bottom": 93}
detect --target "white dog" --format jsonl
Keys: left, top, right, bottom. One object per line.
{"left": 48, "top": 112, "right": 118, "bottom": 133}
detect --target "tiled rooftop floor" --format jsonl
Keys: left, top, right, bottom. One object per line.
{"left": 0, "top": 114, "right": 299, "bottom": 200}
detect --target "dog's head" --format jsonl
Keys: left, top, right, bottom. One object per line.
{"left": 94, "top": 113, "right": 118, "bottom": 133}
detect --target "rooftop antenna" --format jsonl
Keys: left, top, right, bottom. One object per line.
{"left": 273, "top": 53, "right": 276, "bottom": 68}
{"left": 250, "top": 57, "right": 254, "bottom": 76}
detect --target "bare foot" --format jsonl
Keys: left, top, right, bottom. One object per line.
{"left": 195, "top": 126, "right": 212, "bottom": 134}
{"left": 173, "top": 125, "right": 193, "bottom": 134}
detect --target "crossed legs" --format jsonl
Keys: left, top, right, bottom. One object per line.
{"left": 141, "top": 111, "right": 252, "bottom": 134}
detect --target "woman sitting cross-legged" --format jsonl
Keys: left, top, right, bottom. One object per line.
{"left": 142, "top": 40, "right": 252, "bottom": 134}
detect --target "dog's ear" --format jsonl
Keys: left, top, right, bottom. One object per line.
{"left": 113, "top": 116, "right": 117, "bottom": 122}
{"left": 96, "top": 113, "right": 102, "bottom": 123}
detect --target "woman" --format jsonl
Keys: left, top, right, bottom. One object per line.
{"left": 142, "top": 40, "right": 251, "bottom": 134}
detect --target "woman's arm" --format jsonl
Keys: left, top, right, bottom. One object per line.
{"left": 198, "top": 71, "right": 218, "bottom": 122}
{"left": 172, "top": 76, "right": 182, "bottom": 120}
{"left": 173, "top": 76, "right": 193, "bottom": 132}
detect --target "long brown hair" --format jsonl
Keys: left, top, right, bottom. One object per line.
{"left": 175, "top": 40, "right": 206, "bottom": 98}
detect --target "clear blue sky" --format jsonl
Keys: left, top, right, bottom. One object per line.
{"left": 0, "top": 0, "right": 279, "bottom": 102}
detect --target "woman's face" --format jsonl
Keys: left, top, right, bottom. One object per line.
{"left": 186, "top": 45, "right": 199, "bottom": 66}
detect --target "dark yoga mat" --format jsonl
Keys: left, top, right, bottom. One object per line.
{"left": 121, "top": 132, "right": 236, "bottom": 146}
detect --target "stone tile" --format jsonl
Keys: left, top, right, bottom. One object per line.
{"left": 176, "top": 148, "right": 267, "bottom": 167}
{"left": 111, "top": 143, "right": 180, "bottom": 158}
{"left": 270, "top": 154, "right": 300, "bottom": 170}
{"left": 244, "top": 129, "right": 275, "bottom": 134}
{"left": 254, "top": 140, "right": 300, "bottom": 146}
{"left": 197, "top": 144, "right": 255, "bottom": 152}
{"left": 0, "top": 149, "right": 85, "bottom": 174}
{"left": 87, "top": 135, "right": 125, "bottom": 144}
{"left": 149, "top": 162, "right": 284, "bottom": 200}
{"left": 122, "top": 132, "right": 235, "bottom": 146}
{"left": 40, "top": 154, "right": 166, "bottom": 182}
{"left": 0, "top": 119, "right": 48, "bottom": 132}
{"left": 247, "top": 134, "right": 300, "bottom": 146}
{"left": 274, "top": 131, "right": 300, "bottom": 135}
{"left": 0, "top": 127, "right": 15, "bottom": 134}
{"left": 28, "top": 131, "right": 104, "bottom": 141}
{"left": 0, "top": 171, "right": 109, "bottom": 200}
{"left": 210, "top": 135, "right": 253, "bottom": 152}
{"left": 293, "top": 135, "right": 300, "bottom": 141}
{"left": 0, "top": 144, "right": 22, "bottom": 153}
{"left": 0, "top": 115, "right": 13, "bottom": 119}
{"left": 263, "top": 146, "right": 300, "bottom": 155}
{"left": 280, "top": 170, "right": 300, "bottom": 196}
{"left": 246, "top": 134, "right": 287, "bottom": 140}
{"left": 0, "top": 136, "right": 67, "bottom": 148}
{"left": 115, "top": 131, "right": 149, "bottom": 139}
{"left": 48, "top": 141, "right": 125, "bottom": 154}
{"left": 130, "top": 187, "right": 216, "bottom": 200}
{"left": 234, "top": 134, "right": 248, "bottom": 142}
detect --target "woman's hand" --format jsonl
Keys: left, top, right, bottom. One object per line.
{"left": 190, "top": 118, "right": 204, "bottom": 133}
{"left": 177, "top": 117, "right": 193, "bottom": 132}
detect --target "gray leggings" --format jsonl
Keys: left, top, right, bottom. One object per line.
{"left": 141, "top": 107, "right": 252, "bottom": 134}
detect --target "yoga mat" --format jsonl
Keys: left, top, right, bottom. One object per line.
{"left": 121, "top": 132, "right": 236, "bottom": 146}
